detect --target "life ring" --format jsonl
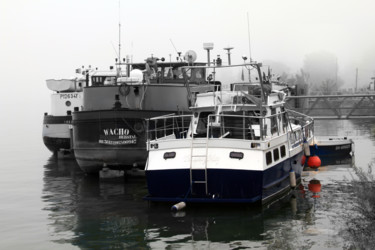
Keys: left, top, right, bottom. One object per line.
{"left": 119, "top": 83, "right": 130, "bottom": 96}
{"left": 134, "top": 122, "right": 145, "bottom": 133}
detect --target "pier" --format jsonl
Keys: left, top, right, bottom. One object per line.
{"left": 286, "top": 94, "right": 375, "bottom": 119}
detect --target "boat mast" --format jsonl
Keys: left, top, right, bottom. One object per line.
{"left": 117, "top": 0, "right": 122, "bottom": 77}
{"left": 247, "top": 12, "right": 252, "bottom": 82}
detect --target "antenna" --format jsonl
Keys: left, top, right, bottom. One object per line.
{"left": 247, "top": 12, "right": 252, "bottom": 62}
{"left": 355, "top": 68, "right": 358, "bottom": 92}
{"left": 118, "top": 0, "right": 121, "bottom": 64}
{"left": 203, "top": 43, "right": 214, "bottom": 66}
{"left": 223, "top": 47, "right": 234, "bottom": 65}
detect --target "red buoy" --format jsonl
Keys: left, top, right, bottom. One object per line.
{"left": 307, "top": 155, "right": 321, "bottom": 168}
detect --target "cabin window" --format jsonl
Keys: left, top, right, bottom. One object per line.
{"left": 281, "top": 107, "right": 288, "bottom": 131}
{"left": 266, "top": 152, "right": 272, "bottom": 165}
{"left": 92, "top": 76, "right": 105, "bottom": 86}
{"left": 65, "top": 101, "right": 71, "bottom": 107}
{"left": 280, "top": 145, "right": 286, "bottom": 158}
{"left": 193, "top": 68, "right": 204, "bottom": 79}
{"left": 271, "top": 108, "right": 278, "bottom": 134}
{"left": 164, "top": 67, "right": 173, "bottom": 79}
{"left": 273, "top": 148, "right": 280, "bottom": 161}
{"left": 172, "top": 67, "right": 183, "bottom": 79}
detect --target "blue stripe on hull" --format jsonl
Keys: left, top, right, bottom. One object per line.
{"left": 145, "top": 153, "right": 302, "bottom": 203}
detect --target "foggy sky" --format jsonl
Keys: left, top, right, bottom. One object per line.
{"left": 1, "top": 0, "right": 375, "bottom": 136}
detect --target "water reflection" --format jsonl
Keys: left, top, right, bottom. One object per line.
{"left": 39, "top": 119, "right": 375, "bottom": 249}
{"left": 42, "top": 154, "right": 358, "bottom": 248}
{"left": 43, "top": 156, "right": 320, "bottom": 249}
{"left": 308, "top": 179, "right": 321, "bottom": 198}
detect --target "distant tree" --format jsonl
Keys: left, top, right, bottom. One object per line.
{"left": 285, "top": 69, "right": 309, "bottom": 86}
{"left": 319, "top": 78, "right": 339, "bottom": 94}
{"left": 303, "top": 51, "right": 344, "bottom": 92}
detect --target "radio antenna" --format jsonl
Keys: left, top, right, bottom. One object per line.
{"left": 247, "top": 12, "right": 252, "bottom": 62}
{"left": 118, "top": 0, "right": 121, "bottom": 64}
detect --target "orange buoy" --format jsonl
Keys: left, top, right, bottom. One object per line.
{"left": 308, "top": 179, "right": 321, "bottom": 193}
{"left": 301, "top": 155, "right": 306, "bottom": 166}
{"left": 307, "top": 155, "right": 321, "bottom": 168}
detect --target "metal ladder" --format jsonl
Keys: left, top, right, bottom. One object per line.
{"left": 189, "top": 133, "right": 209, "bottom": 195}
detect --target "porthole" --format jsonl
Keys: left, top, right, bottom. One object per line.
{"left": 65, "top": 101, "right": 71, "bottom": 107}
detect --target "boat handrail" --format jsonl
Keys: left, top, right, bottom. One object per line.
{"left": 147, "top": 110, "right": 313, "bottom": 142}
{"left": 148, "top": 114, "right": 192, "bottom": 121}
{"left": 180, "top": 63, "right": 261, "bottom": 70}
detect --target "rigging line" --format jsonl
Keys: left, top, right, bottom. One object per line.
{"left": 111, "top": 41, "right": 119, "bottom": 58}
{"left": 169, "top": 38, "right": 179, "bottom": 54}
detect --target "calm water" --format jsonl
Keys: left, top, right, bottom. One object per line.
{"left": 1, "top": 119, "right": 375, "bottom": 249}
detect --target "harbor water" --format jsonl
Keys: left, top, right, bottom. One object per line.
{"left": 1, "top": 119, "right": 375, "bottom": 249}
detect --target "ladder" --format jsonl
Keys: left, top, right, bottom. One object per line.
{"left": 189, "top": 133, "right": 209, "bottom": 195}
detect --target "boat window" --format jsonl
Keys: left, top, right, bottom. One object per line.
{"left": 104, "top": 76, "right": 116, "bottom": 85}
{"left": 281, "top": 107, "right": 288, "bottom": 131}
{"left": 188, "top": 68, "right": 205, "bottom": 83}
{"left": 172, "top": 67, "right": 183, "bottom": 79}
{"left": 273, "top": 148, "right": 280, "bottom": 161}
{"left": 183, "top": 68, "right": 192, "bottom": 78}
{"left": 266, "top": 152, "right": 272, "bottom": 165}
{"left": 271, "top": 108, "right": 278, "bottom": 134}
{"left": 91, "top": 76, "right": 108, "bottom": 86}
{"left": 164, "top": 67, "right": 173, "bottom": 79}
{"left": 280, "top": 145, "right": 286, "bottom": 158}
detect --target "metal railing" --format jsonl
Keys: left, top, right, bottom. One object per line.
{"left": 286, "top": 94, "right": 375, "bottom": 119}
{"left": 147, "top": 110, "right": 313, "bottom": 143}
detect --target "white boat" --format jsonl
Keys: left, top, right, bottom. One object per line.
{"left": 42, "top": 69, "right": 88, "bottom": 154}
{"left": 144, "top": 63, "right": 314, "bottom": 204}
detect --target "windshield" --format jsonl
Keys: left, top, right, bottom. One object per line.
{"left": 196, "top": 64, "right": 261, "bottom": 90}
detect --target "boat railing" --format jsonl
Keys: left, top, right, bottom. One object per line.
{"left": 147, "top": 114, "right": 193, "bottom": 142}
{"left": 285, "top": 109, "right": 314, "bottom": 142}
{"left": 147, "top": 110, "right": 313, "bottom": 144}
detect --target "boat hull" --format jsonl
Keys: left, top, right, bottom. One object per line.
{"left": 145, "top": 151, "right": 303, "bottom": 204}
{"left": 42, "top": 115, "right": 72, "bottom": 153}
{"left": 72, "top": 109, "right": 174, "bottom": 173}
{"left": 309, "top": 138, "right": 353, "bottom": 156}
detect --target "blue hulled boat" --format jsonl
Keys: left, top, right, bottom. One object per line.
{"left": 144, "top": 62, "right": 314, "bottom": 204}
